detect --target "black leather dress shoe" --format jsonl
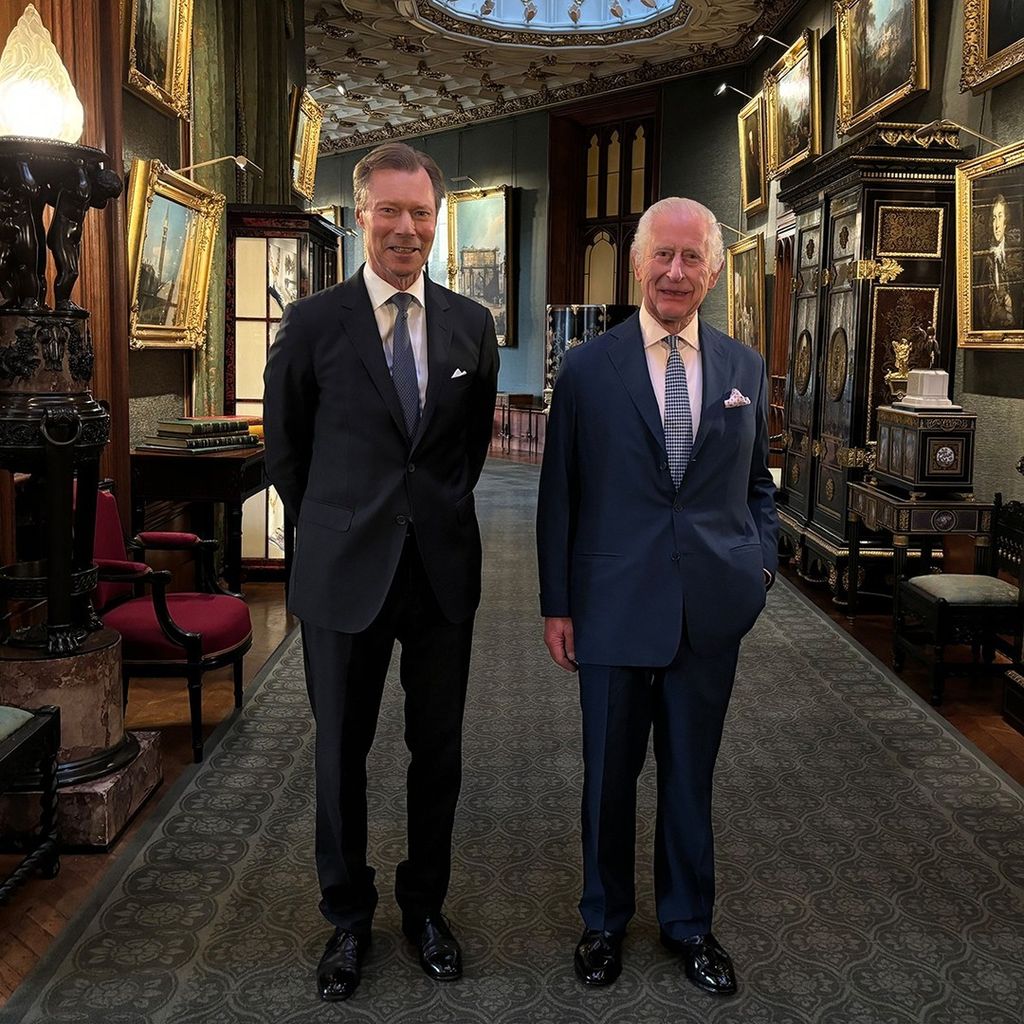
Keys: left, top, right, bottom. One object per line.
{"left": 317, "top": 929, "right": 370, "bottom": 1002}
{"left": 660, "top": 931, "right": 737, "bottom": 995}
{"left": 404, "top": 914, "right": 462, "bottom": 981}
{"left": 574, "top": 929, "right": 624, "bottom": 986}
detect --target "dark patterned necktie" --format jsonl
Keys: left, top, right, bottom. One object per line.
{"left": 664, "top": 335, "right": 693, "bottom": 488}
{"left": 388, "top": 292, "right": 419, "bottom": 437}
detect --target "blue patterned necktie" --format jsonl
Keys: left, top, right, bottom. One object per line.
{"left": 388, "top": 292, "right": 420, "bottom": 437}
{"left": 664, "top": 335, "right": 693, "bottom": 488}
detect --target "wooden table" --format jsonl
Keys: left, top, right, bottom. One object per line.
{"left": 130, "top": 446, "right": 268, "bottom": 593}
{"left": 846, "top": 481, "right": 993, "bottom": 617}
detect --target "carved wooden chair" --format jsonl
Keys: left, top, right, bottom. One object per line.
{"left": 894, "top": 495, "right": 1024, "bottom": 705}
{"left": 92, "top": 486, "right": 252, "bottom": 762}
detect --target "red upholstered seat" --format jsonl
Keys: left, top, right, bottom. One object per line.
{"left": 104, "top": 593, "right": 253, "bottom": 662}
{"left": 91, "top": 483, "right": 253, "bottom": 762}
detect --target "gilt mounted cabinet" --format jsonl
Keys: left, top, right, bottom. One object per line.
{"left": 775, "top": 123, "right": 965, "bottom": 602}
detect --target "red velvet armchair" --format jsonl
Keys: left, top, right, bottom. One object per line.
{"left": 92, "top": 487, "right": 253, "bottom": 762}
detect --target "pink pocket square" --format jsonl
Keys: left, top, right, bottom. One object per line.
{"left": 724, "top": 388, "right": 751, "bottom": 409}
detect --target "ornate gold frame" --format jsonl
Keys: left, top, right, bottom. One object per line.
{"left": 726, "top": 233, "right": 766, "bottom": 356}
{"left": 956, "top": 139, "right": 1024, "bottom": 349}
{"left": 961, "top": 0, "right": 1024, "bottom": 92}
{"left": 738, "top": 92, "right": 767, "bottom": 216}
{"left": 126, "top": 159, "right": 225, "bottom": 350}
{"left": 291, "top": 88, "right": 324, "bottom": 201}
{"left": 835, "top": 0, "right": 929, "bottom": 136}
{"left": 764, "top": 30, "right": 821, "bottom": 180}
{"left": 124, "top": 0, "right": 194, "bottom": 119}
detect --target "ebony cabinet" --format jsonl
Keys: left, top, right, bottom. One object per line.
{"left": 775, "top": 123, "right": 967, "bottom": 601}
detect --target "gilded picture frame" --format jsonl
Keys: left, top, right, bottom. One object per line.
{"left": 124, "top": 0, "right": 194, "bottom": 119}
{"left": 126, "top": 159, "right": 225, "bottom": 350}
{"left": 955, "top": 139, "right": 1024, "bottom": 349}
{"left": 290, "top": 88, "right": 324, "bottom": 201}
{"left": 835, "top": 0, "right": 929, "bottom": 136}
{"left": 447, "top": 185, "right": 515, "bottom": 347}
{"left": 726, "top": 233, "right": 766, "bottom": 357}
{"left": 764, "top": 30, "right": 822, "bottom": 180}
{"left": 961, "top": 0, "right": 1024, "bottom": 92}
{"left": 738, "top": 92, "right": 768, "bottom": 215}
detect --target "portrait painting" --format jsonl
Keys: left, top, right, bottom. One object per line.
{"left": 765, "top": 30, "right": 821, "bottom": 178}
{"left": 961, "top": 0, "right": 1024, "bottom": 91}
{"left": 126, "top": 159, "right": 225, "bottom": 349}
{"left": 835, "top": 0, "right": 929, "bottom": 135}
{"left": 726, "top": 234, "right": 766, "bottom": 357}
{"left": 125, "top": 0, "right": 193, "bottom": 119}
{"left": 290, "top": 88, "right": 324, "bottom": 201}
{"left": 447, "top": 185, "right": 516, "bottom": 347}
{"left": 738, "top": 93, "right": 767, "bottom": 215}
{"left": 956, "top": 139, "right": 1024, "bottom": 348}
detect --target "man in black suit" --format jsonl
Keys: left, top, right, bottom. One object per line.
{"left": 263, "top": 142, "right": 498, "bottom": 1002}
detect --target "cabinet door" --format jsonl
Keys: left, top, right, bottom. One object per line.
{"left": 811, "top": 189, "right": 862, "bottom": 542}
{"left": 782, "top": 205, "right": 824, "bottom": 523}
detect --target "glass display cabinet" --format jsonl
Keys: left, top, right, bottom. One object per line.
{"left": 224, "top": 205, "right": 343, "bottom": 578}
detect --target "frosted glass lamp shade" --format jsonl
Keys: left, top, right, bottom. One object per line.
{"left": 0, "top": 4, "right": 84, "bottom": 143}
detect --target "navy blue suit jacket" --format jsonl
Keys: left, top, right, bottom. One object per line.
{"left": 536, "top": 313, "right": 778, "bottom": 664}
{"left": 263, "top": 267, "right": 499, "bottom": 633}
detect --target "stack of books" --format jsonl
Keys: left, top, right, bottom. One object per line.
{"left": 138, "top": 415, "right": 263, "bottom": 454}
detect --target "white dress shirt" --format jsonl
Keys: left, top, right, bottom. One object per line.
{"left": 363, "top": 263, "right": 429, "bottom": 410}
{"left": 639, "top": 303, "right": 702, "bottom": 439}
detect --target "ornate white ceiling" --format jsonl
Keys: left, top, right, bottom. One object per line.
{"left": 306, "top": 0, "right": 804, "bottom": 153}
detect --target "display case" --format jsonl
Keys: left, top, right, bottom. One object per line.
{"left": 224, "top": 205, "right": 343, "bottom": 578}
{"left": 544, "top": 303, "right": 635, "bottom": 405}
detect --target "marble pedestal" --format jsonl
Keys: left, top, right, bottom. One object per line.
{"left": 0, "top": 629, "right": 163, "bottom": 848}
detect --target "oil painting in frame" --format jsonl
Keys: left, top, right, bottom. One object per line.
{"left": 955, "top": 139, "right": 1024, "bottom": 349}
{"left": 727, "top": 233, "right": 766, "bottom": 357}
{"left": 835, "top": 0, "right": 929, "bottom": 136}
{"left": 447, "top": 185, "right": 515, "bottom": 347}
{"left": 961, "top": 0, "right": 1024, "bottom": 92}
{"left": 290, "top": 88, "right": 324, "bottom": 201}
{"left": 764, "top": 30, "right": 821, "bottom": 179}
{"left": 125, "top": 0, "right": 194, "bottom": 119}
{"left": 738, "top": 92, "right": 768, "bottom": 215}
{"left": 126, "top": 158, "right": 225, "bottom": 350}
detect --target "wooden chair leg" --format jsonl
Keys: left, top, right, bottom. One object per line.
{"left": 187, "top": 670, "right": 204, "bottom": 763}
{"left": 233, "top": 657, "right": 243, "bottom": 709}
{"left": 931, "top": 645, "right": 945, "bottom": 706}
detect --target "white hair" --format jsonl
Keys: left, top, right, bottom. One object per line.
{"left": 630, "top": 197, "right": 725, "bottom": 273}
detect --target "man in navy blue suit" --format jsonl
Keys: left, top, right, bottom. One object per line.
{"left": 537, "top": 197, "right": 778, "bottom": 995}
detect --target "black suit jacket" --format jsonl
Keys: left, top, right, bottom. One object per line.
{"left": 263, "top": 267, "right": 499, "bottom": 632}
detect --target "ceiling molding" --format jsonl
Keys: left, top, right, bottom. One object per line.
{"left": 306, "top": 0, "right": 806, "bottom": 154}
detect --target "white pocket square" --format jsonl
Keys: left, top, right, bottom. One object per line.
{"left": 451, "top": 368, "right": 468, "bottom": 379}
{"left": 724, "top": 388, "right": 751, "bottom": 408}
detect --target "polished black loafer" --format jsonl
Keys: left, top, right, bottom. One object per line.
{"left": 317, "top": 928, "right": 371, "bottom": 1002}
{"left": 404, "top": 913, "right": 463, "bottom": 981}
{"left": 661, "top": 930, "right": 737, "bottom": 995}
{"left": 574, "top": 928, "right": 624, "bottom": 986}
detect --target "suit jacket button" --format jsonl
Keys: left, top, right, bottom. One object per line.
{"left": 660, "top": 460, "right": 668, "bottom": 471}
{"left": 408, "top": 462, "right": 416, "bottom": 473}
{"left": 671, "top": 552, "right": 680, "bottom": 562}
{"left": 395, "top": 514, "right": 408, "bottom": 526}
{"left": 673, "top": 503, "right": 682, "bottom": 512}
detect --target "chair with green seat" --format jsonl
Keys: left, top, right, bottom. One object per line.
{"left": 893, "top": 495, "right": 1024, "bottom": 705}
{"left": 0, "top": 705, "right": 60, "bottom": 904}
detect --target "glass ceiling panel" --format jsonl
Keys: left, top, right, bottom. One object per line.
{"left": 425, "top": 0, "right": 678, "bottom": 33}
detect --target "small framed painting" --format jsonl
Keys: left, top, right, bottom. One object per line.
{"left": 764, "top": 30, "right": 822, "bottom": 179}
{"left": 727, "top": 233, "right": 766, "bottom": 357}
{"left": 738, "top": 92, "right": 768, "bottom": 215}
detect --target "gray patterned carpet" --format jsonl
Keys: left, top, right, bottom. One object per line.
{"left": 3, "top": 460, "right": 1024, "bottom": 1023}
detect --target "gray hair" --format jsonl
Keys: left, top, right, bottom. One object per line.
{"left": 631, "top": 197, "right": 725, "bottom": 273}
{"left": 353, "top": 142, "right": 446, "bottom": 214}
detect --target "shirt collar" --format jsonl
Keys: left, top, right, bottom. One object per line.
{"left": 639, "top": 302, "right": 700, "bottom": 352}
{"left": 362, "top": 262, "right": 426, "bottom": 312}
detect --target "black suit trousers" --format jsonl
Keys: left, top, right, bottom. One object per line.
{"left": 300, "top": 530, "right": 475, "bottom": 933}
